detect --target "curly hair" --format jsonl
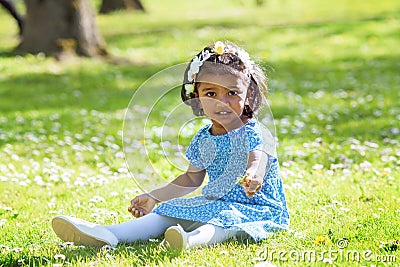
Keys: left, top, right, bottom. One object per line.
{"left": 181, "top": 42, "right": 268, "bottom": 118}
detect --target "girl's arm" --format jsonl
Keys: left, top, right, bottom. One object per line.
{"left": 129, "top": 164, "right": 206, "bottom": 217}
{"left": 241, "top": 150, "right": 268, "bottom": 197}
{"left": 148, "top": 163, "right": 206, "bottom": 202}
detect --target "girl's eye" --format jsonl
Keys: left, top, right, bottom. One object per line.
{"left": 206, "top": 92, "right": 216, "bottom": 97}
{"left": 228, "top": 90, "right": 238, "bottom": 96}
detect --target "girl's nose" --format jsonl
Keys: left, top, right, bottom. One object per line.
{"left": 216, "top": 95, "right": 229, "bottom": 105}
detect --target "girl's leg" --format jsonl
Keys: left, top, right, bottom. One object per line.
{"left": 164, "top": 223, "right": 238, "bottom": 249}
{"left": 52, "top": 213, "right": 180, "bottom": 247}
{"left": 105, "top": 213, "right": 178, "bottom": 243}
{"left": 52, "top": 215, "right": 120, "bottom": 247}
{"left": 186, "top": 224, "right": 238, "bottom": 248}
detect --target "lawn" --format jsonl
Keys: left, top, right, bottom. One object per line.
{"left": 0, "top": 0, "right": 399, "bottom": 266}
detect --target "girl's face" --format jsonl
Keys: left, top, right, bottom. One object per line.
{"left": 196, "top": 73, "right": 249, "bottom": 134}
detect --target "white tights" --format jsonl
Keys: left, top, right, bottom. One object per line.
{"left": 105, "top": 213, "right": 238, "bottom": 248}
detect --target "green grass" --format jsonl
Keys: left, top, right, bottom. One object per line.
{"left": 0, "top": 0, "right": 399, "bottom": 266}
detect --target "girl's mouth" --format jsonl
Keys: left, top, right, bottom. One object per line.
{"left": 215, "top": 111, "right": 232, "bottom": 115}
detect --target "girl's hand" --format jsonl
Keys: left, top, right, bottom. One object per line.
{"left": 240, "top": 174, "right": 263, "bottom": 198}
{"left": 128, "top": 194, "right": 158, "bottom": 218}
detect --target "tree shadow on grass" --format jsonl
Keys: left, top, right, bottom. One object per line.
{"left": 0, "top": 50, "right": 20, "bottom": 58}
{"left": 0, "top": 60, "right": 169, "bottom": 149}
{"left": 0, "top": 62, "right": 163, "bottom": 114}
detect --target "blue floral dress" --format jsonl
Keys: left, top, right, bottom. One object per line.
{"left": 153, "top": 118, "right": 289, "bottom": 241}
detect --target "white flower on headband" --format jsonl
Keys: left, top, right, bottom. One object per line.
{"left": 237, "top": 49, "right": 251, "bottom": 65}
{"left": 202, "top": 49, "right": 211, "bottom": 60}
{"left": 186, "top": 41, "right": 254, "bottom": 83}
{"left": 187, "top": 49, "right": 211, "bottom": 82}
{"left": 187, "top": 55, "right": 203, "bottom": 82}
{"left": 225, "top": 43, "right": 236, "bottom": 54}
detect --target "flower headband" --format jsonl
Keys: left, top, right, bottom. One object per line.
{"left": 186, "top": 41, "right": 254, "bottom": 83}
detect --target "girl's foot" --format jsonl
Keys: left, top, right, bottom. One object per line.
{"left": 52, "top": 215, "right": 118, "bottom": 247}
{"left": 164, "top": 225, "right": 188, "bottom": 250}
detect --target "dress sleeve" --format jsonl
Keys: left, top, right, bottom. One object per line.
{"left": 246, "top": 120, "right": 277, "bottom": 157}
{"left": 185, "top": 127, "right": 208, "bottom": 170}
{"left": 246, "top": 120, "right": 263, "bottom": 151}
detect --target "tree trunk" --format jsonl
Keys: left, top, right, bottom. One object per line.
{"left": 99, "top": 0, "right": 145, "bottom": 14}
{"left": 18, "top": 0, "right": 107, "bottom": 57}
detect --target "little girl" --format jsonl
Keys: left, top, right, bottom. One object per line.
{"left": 52, "top": 41, "right": 290, "bottom": 250}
